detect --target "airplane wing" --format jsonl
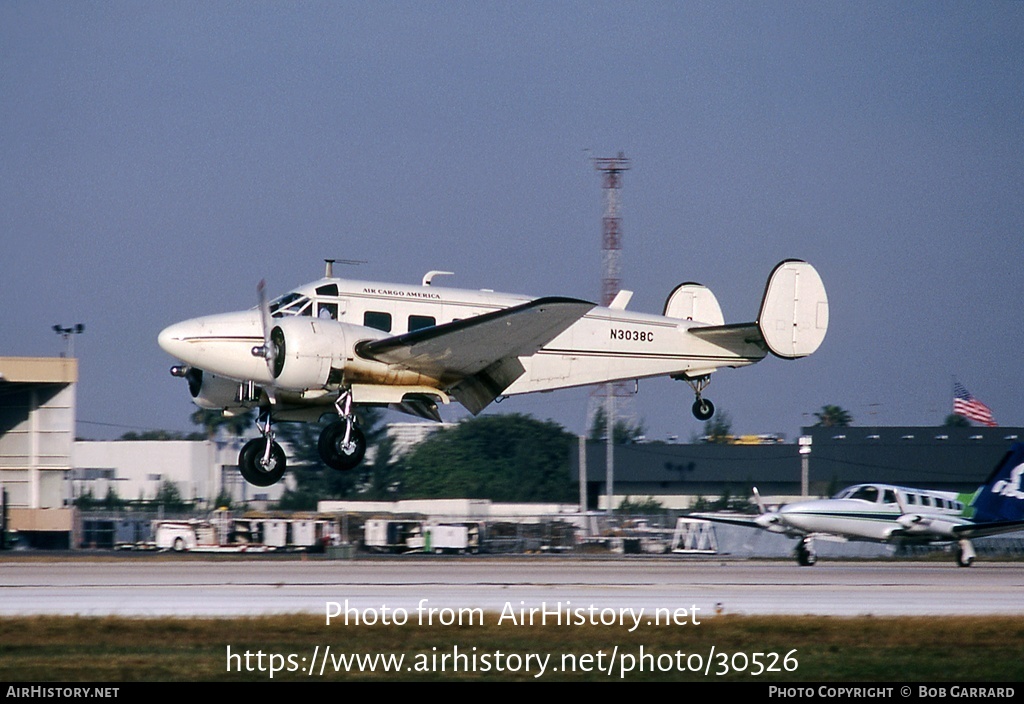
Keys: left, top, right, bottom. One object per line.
{"left": 692, "top": 511, "right": 815, "bottom": 539}
{"left": 690, "top": 512, "right": 765, "bottom": 529}
{"left": 356, "top": 296, "right": 595, "bottom": 413}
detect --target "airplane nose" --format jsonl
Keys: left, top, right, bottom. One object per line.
{"left": 158, "top": 320, "right": 196, "bottom": 360}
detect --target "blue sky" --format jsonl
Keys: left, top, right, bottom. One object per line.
{"left": 3, "top": 2, "right": 1022, "bottom": 442}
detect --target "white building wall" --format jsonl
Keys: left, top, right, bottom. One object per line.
{"left": 73, "top": 439, "right": 287, "bottom": 506}
{"left": 0, "top": 358, "right": 77, "bottom": 510}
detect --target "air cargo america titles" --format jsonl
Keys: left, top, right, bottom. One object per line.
{"left": 327, "top": 599, "right": 701, "bottom": 632}
{"left": 362, "top": 287, "right": 441, "bottom": 300}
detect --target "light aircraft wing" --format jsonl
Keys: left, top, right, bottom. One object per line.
{"left": 690, "top": 512, "right": 765, "bottom": 529}
{"left": 356, "top": 296, "right": 594, "bottom": 413}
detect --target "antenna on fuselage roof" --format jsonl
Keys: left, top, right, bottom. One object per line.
{"left": 324, "top": 259, "right": 367, "bottom": 277}
{"left": 422, "top": 270, "right": 454, "bottom": 286}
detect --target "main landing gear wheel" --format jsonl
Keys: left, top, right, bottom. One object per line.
{"left": 318, "top": 422, "right": 366, "bottom": 471}
{"left": 692, "top": 398, "right": 715, "bottom": 421}
{"left": 955, "top": 540, "right": 976, "bottom": 568}
{"left": 796, "top": 539, "right": 817, "bottom": 567}
{"left": 238, "top": 438, "right": 287, "bottom": 487}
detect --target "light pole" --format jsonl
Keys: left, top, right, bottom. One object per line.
{"left": 52, "top": 324, "right": 84, "bottom": 358}
{"left": 799, "top": 435, "right": 812, "bottom": 497}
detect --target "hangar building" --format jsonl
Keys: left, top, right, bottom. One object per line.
{"left": 573, "top": 425, "right": 1023, "bottom": 510}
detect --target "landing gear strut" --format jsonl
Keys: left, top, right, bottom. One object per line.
{"left": 318, "top": 389, "right": 367, "bottom": 471}
{"left": 955, "top": 539, "right": 976, "bottom": 567}
{"left": 238, "top": 411, "right": 286, "bottom": 486}
{"left": 795, "top": 537, "right": 817, "bottom": 566}
{"left": 679, "top": 374, "right": 715, "bottom": 421}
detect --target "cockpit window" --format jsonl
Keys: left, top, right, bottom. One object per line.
{"left": 882, "top": 489, "right": 897, "bottom": 505}
{"left": 849, "top": 486, "right": 879, "bottom": 503}
{"left": 269, "top": 293, "right": 312, "bottom": 317}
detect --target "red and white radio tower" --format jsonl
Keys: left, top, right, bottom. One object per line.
{"left": 594, "top": 152, "right": 630, "bottom": 307}
{"left": 587, "top": 153, "right": 638, "bottom": 458}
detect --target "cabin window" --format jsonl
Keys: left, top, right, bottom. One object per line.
{"left": 921, "top": 496, "right": 933, "bottom": 507}
{"left": 364, "top": 311, "right": 392, "bottom": 332}
{"left": 409, "top": 315, "right": 436, "bottom": 332}
{"left": 906, "top": 494, "right": 918, "bottom": 506}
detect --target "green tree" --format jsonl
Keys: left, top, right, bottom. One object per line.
{"left": 943, "top": 414, "right": 971, "bottom": 427}
{"left": 190, "top": 409, "right": 254, "bottom": 440}
{"left": 101, "top": 486, "right": 126, "bottom": 510}
{"left": 401, "top": 414, "right": 576, "bottom": 502}
{"left": 275, "top": 408, "right": 388, "bottom": 509}
{"left": 119, "top": 429, "right": 205, "bottom": 441}
{"left": 813, "top": 405, "right": 853, "bottom": 427}
{"left": 588, "top": 405, "right": 645, "bottom": 444}
{"left": 617, "top": 496, "right": 665, "bottom": 514}
{"left": 153, "top": 480, "right": 188, "bottom": 510}
{"left": 702, "top": 411, "right": 733, "bottom": 444}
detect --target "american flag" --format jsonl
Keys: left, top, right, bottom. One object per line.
{"left": 953, "top": 382, "right": 998, "bottom": 427}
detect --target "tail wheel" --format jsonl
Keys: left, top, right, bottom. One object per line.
{"left": 238, "top": 438, "right": 287, "bottom": 487}
{"left": 318, "top": 422, "right": 366, "bottom": 471}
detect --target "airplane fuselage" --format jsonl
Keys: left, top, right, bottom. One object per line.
{"left": 158, "top": 260, "right": 828, "bottom": 487}
{"left": 158, "top": 275, "right": 767, "bottom": 411}
{"left": 770, "top": 483, "right": 970, "bottom": 542}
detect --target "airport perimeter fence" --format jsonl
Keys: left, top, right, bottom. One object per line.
{"left": 56, "top": 510, "right": 1024, "bottom": 558}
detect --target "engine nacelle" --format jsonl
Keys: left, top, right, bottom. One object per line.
{"left": 270, "top": 317, "right": 388, "bottom": 391}
{"left": 896, "top": 514, "right": 959, "bottom": 539}
{"left": 182, "top": 368, "right": 249, "bottom": 411}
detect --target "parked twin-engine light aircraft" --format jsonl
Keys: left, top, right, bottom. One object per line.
{"left": 158, "top": 259, "right": 828, "bottom": 487}
{"left": 695, "top": 443, "right": 1024, "bottom": 567}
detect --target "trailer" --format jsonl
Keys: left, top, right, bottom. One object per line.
{"left": 150, "top": 511, "right": 339, "bottom": 553}
{"left": 363, "top": 519, "right": 426, "bottom": 553}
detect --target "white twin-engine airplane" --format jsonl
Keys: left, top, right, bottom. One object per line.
{"left": 696, "top": 443, "right": 1024, "bottom": 567}
{"left": 158, "top": 259, "right": 828, "bottom": 487}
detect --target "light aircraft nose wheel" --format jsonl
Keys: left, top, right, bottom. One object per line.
{"left": 238, "top": 438, "right": 287, "bottom": 487}
{"left": 692, "top": 398, "right": 715, "bottom": 421}
{"left": 318, "top": 422, "right": 367, "bottom": 471}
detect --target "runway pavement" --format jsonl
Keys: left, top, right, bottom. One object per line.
{"left": 2, "top": 556, "right": 1023, "bottom": 618}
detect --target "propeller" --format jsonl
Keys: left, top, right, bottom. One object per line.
{"left": 250, "top": 279, "right": 278, "bottom": 402}
{"left": 751, "top": 487, "right": 785, "bottom": 530}
{"left": 251, "top": 280, "right": 275, "bottom": 365}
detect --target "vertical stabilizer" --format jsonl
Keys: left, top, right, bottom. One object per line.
{"left": 970, "top": 443, "right": 1024, "bottom": 523}
{"left": 757, "top": 260, "right": 829, "bottom": 359}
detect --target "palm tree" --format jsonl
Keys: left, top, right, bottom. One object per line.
{"left": 190, "top": 409, "right": 255, "bottom": 440}
{"left": 813, "top": 405, "right": 853, "bottom": 427}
